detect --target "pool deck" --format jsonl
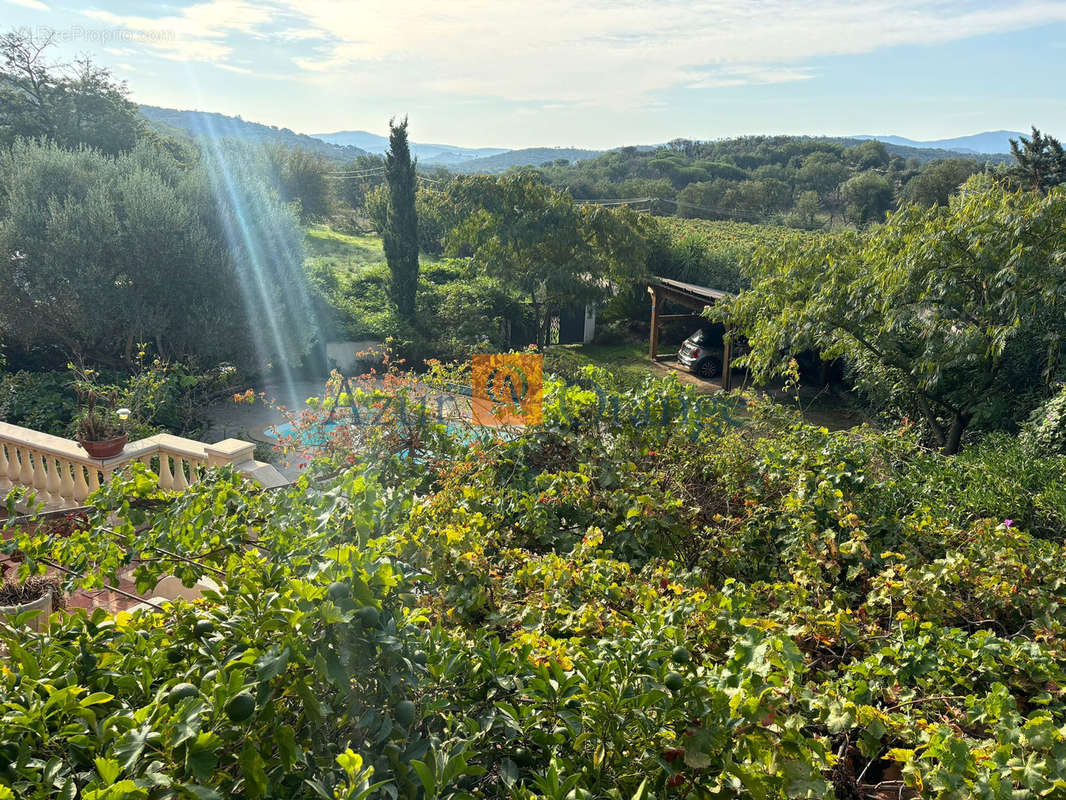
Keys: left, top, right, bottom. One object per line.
{"left": 198, "top": 377, "right": 477, "bottom": 478}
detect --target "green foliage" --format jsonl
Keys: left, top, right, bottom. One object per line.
{"left": 900, "top": 159, "right": 981, "bottom": 207}
{"left": 1022, "top": 384, "right": 1066, "bottom": 456}
{"left": 0, "top": 360, "right": 238, "bottom": 438}
{"left": 0, "top": 369, "right": 75, "bottom": 435}
{"left": 0, "top": 31, "right": 143, "bottom": 155}
{"left": 840, "top": 170, "right": 894, "bottom": 225}
{"left": 383, "top": 118, "right": 420, "bottom": 320}
{"left": 335, "top": 155, "right": 386, "bottom": 214}
{"left": 726, "top": 176, "right": 1066, "bottom": 452}
{"left": 264, "top": 145, "right": 334, "bottom": 222}
{"left": 448, "top": 172, "right": 648, "bottom": 346}
{"left": 4, "top": 376, "right": 1066, "bottom": 797}
{"left": 0, "top": 138, "right": 314, "bottom": 371}
{"left": 528, "top": 136, "right": 1004, "bottom": 228}
{"left": 1008, "top": 127, "right": 1066, "bottom": 193}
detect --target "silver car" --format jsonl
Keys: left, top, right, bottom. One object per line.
{"left": 677, "top": 327, "right": 722, "bottom": 379}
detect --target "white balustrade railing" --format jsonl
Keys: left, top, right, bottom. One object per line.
{"left": 0, "top": 422, "right": 287, "bottom": 510}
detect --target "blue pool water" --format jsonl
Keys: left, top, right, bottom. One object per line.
{"left": 262, "top": 418, "right": 487, "bottom": 448}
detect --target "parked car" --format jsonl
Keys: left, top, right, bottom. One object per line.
{"left": 677, "top": 327, "right": 722, "bottom": 378}
{"left": 676, "top": 326, "right": 747, "bottom": 379}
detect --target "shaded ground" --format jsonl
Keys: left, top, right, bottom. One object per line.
{"left": 548, "top": 341, "right": 868, "bottom": 431}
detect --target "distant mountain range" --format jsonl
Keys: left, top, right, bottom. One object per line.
{"left": 312, "top": 130, "right": 510, "bottom": 165}
{"left": 450, "top": 147, "right": 604, "bottom": 172}
{"left": 313, "top": 130, "right": 604, "bottom": 171}
{"left": 851, "top": 130, "right": 1025, "bottom": 154}
{"left": 138, "top": 105, "right": 1022, "bottom": 172}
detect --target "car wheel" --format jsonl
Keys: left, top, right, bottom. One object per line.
{"left": 696, "top": 358, "right": 721, "bottom": 379}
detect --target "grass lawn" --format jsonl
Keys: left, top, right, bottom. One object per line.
{"left": 305, "top": 226, "right": 446, "bottom": 276}
{"left": 544, "top": 341, "right": 653, "bottom": 383}
{"left": 305, "top": 226, "right": 386, "bottom": 275}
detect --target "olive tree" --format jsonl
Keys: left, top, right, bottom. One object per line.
{"left": 0, "top": 139, "right": 314, "bottom": 370}
{"left": 724, "top": 175, "right": 1066, "bottom": 453}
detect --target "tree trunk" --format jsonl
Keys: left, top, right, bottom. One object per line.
{"left": 942, "top": 412, "right": 972, "bottom": 456}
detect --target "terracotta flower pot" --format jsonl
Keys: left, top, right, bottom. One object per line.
{"left": 78, "top": 433, "right": 129, "bottom": 459}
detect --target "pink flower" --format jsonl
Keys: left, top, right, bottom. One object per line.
{"left": 1003, "top": 519, "right": 1014, "bottom": 528}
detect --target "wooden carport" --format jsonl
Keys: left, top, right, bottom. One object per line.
{"left": 648, "top": 277, "right": 736, "bottom": 391}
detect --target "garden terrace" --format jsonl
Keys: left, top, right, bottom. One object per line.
{"left": 0, "top": 421, "right": 286, "bottom": 512}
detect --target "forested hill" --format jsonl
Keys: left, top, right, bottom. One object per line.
{"left": 517, "top": 136, "right": 1015, "bottom": 226}
{"left": 450, "top": 147, "right": 604, "bottom": 173}
{"left": 139, "top": 105, "right": 369, "bottom": 162}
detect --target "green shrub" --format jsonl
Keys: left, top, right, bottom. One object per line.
{"left": 1022, "top": 384, "right": 1066, "bottom": 455}
{"left": 0, "top": 369, "right": 76, "bottom": 436}
{"left": 5, "top": 379, "right": 1066, "bottom": 797}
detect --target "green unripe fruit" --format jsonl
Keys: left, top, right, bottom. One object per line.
{"left": 193, "top": 620, "right": 215, "bottom": 637}
{"left": 394, "top": 699, "right": 416, "bottom": 727}
{"left": 225, "top": 692, "right": 256, "bottom": 722}
{"left": 327, "top": 581, "right": 349, "bottom": 600}
{"left": 165, "top": 646, "right": 185, "bottom": 664}
{"left": 664, "top": 671, "right": 684, "bottom": 692}
{"left": 202, "top": 669, "right": 219, "bottom": 684}
{"left": 167, "top": 682, "right": 198, "bottom": 704}
{"left": 357, "top": 606, "right": 380, "bottom": 627}
{"left": 671, "top": 646, "right": 691, "bottom": 665}
{"left": 411, "top": 650, "right": 428, "bottom": 665}
{"left": 512, "top": 747, "right": 533, "bottom": 767}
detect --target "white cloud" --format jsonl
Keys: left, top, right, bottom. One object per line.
{"left": 7, "top": 0, "right": 50, "bottom": 10}
{"left": 82, "top": 1, "right": 276, "bottom": 64}
{"left": 74, "top": 0, "right": 1066, "bottom": 109}
{"left": 217, "top": 63, "right": 255, "bottom": 74}
{"left": 275, "top": 0, "right": 1066, "bottom": 106}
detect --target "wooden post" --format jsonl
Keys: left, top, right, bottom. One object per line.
{"left": 722, "top": 321, "right": 733, "bottom": 392}
{"left": 648, "top": 287, "right": 663, "bottom": 360}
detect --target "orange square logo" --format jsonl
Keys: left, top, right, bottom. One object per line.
{"left": 472, "top": 354, "right": 543, "bottom": 426}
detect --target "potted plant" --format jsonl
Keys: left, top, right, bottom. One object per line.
{"left": 0, "top": 573, "right": 64, "bottom": 633}
{"left": 71, "top": 369, "right": 132, "bottom": 459}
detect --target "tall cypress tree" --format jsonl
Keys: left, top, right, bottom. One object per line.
{"left": 383, "top": 117, "right": 419, "bottom": 319}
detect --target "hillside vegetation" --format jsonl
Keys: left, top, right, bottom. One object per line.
{"left": 525, "top": 137, "right": 1012, "bottom": 227}
{"left": 140, "top": 105, "right": 370, "bottom": 163}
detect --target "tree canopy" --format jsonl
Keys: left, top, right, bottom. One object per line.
{"left": 0, "top": 31, "right": 142, "bottom": 155}
{"left": 725, "top": 175, "right": 1066, "bottom": 453}
{"left": 0, "top": 139, "right": 314, "bottom": 370}
{"left": 447, "top": 172, "right": 648, "bottom": 346}
{"left": 1009, "top": 126, "right": 1066, "bottom": 193}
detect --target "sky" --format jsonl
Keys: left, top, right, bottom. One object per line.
{"left": 4, "top": 0, "right": 1066, "bottom": 149}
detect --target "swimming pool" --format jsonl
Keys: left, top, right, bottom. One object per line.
{"left": 262, "top": 418, "right": 496, "bottom": 448}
